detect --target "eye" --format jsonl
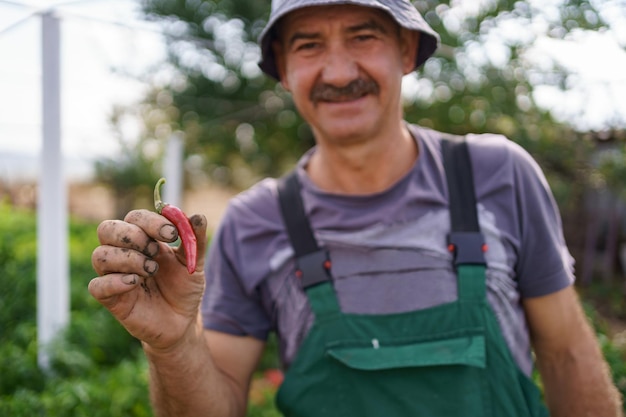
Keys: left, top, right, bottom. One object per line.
{"left": 299, "top": 42, "right": 318, "bottom": 50}
{"left": 293, "top": 41, "right": 321, "bottom": 53}
{"left": 355, "top": 34, "right": 375, "bottom": 42}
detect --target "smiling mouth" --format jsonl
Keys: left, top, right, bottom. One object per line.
{"left": 323, "top": 92, "right": 369, "bottom": 103}
{"left": 310, "top": 78, "right": 379, "bottom": 104}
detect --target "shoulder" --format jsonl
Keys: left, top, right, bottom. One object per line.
{"left": 409, "top": 124, "right": 541, "bottom": 181}
{"left": 466, "top": 132, "right": 519, "bottom": 156}
{"left": 409, "top": 124, "right": 522, "bottom": 160}
{"left": 467, "top": 134, "right": 554, "bottom": 203}
{"left": 213, "top": 177, "right": 287, "bottom": 258}
{"left": 208, "top": 176, "right": 289, "bottom": 292}
{"left": 466, "top": 133, "right": 541, "bottom": 177}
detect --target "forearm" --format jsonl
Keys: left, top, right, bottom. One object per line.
{"left": 143, "top": 319, "right": 246, "bottom": 417}
{"left": 536, "top": 326, "right": 623, "bottom": 417}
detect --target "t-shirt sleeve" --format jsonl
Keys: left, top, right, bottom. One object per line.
{"left": 201, "top": 204, "right": 272, "bottom": 340}
{"left": 508, "top": 141, "right": 575, "bottom": 297}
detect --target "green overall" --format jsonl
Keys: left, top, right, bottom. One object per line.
{"left": 275, "top": 138, "right": 549, "bottom": 417}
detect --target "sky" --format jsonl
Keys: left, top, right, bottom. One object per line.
{"left": 0, "top": 0, "right": 626, "bottom": 182}
{"left": 532, "top": 30, "right": 626, "bottom": 129}
{"left": 0, "top": 0, "right": 168, "bottom": 181}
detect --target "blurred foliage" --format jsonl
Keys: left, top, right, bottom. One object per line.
{"left": 121, "top": 0, "right": 626, "bottom": 192}
{"left": 0, "top": 201, "right": 625, "bottom": 413}
{"left": 404, "top": 1, "right": 624, "bottom": 236}
{"left": 138, "top": 0, "right": 310, "bottom": 189}
{"left": 0, "top": 203, "right": 282, "bottom": 416}
{"left": 0, "top": 203, "right": 146, "bottom": 414}
{"left": 103, "top": 0, "right": 625, "bottom": 274}
{"left": 94, "top": 105, "right": 162, "bottom": 219}
{"left": 3, "top": 3, "right": 622, "bottom": 412}
{"left": 598, "top": 140, "right": 626, "bottom": 201}
{"left": 1, "top": 203, "right": 624, "bottom": 413}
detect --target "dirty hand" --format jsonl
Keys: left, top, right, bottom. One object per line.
{"left": 89, "top": 209, "right": 208, "bottom": 351}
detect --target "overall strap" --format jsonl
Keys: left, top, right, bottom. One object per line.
{"left": 441, "top": 134, "right": 487, "bottom": 301}
{"left": 277, "top": 171, "right": 340, "bottom": 317}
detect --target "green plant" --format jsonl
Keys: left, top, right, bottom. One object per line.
{"left": 0, "top": 203, "right": 148, "bottom": 415}
{"left": 0, "top": 203, "right": 283, "bottom": 416}
{"left": 1, "top": 202, "right": 624, "bottom": 415}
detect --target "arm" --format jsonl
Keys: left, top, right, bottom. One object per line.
{"left": 145, "top": 325, "right": 265, "bottom": 417}
{"left": 524, "top": 286, "right": 623, "bottom": 417}
{"left": 90, "top": 209, "right": 263, "bottom": 417}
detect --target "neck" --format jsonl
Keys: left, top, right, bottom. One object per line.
{"left": 306, "top": 123, "right": 417, "bottom": 194}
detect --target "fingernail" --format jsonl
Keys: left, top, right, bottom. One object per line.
{"left": 159, "top": 224, "right": 177, "bottom": 241}
{"left": 122, "top": 274, "right": 137, "bottom": 285}
{"left": 145, "top": 240, "right": 159, "bottom": 257}
{"left": 144, "top": 260, "right": 159, "bottom": 275}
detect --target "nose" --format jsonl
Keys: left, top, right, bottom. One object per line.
{"left": 320, "top": 42, "right": 359, "bottom": 86}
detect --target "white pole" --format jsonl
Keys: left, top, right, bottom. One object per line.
{"left": 163, "top": 131, "right": 184, "bottom": 207}
{"left": 37, "top": 10, "right": 69, "bottom": 370}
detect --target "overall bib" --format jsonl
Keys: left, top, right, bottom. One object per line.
{"left": 275, "top": 137, "right": 549, "bottom": 417}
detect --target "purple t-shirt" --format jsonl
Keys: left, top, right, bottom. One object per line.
{"left": 202, "top": 124, "right": 575, "bottom": 376}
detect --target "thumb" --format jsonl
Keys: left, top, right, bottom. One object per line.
{"left": 189, "top": 214, "right": 208, "bottom": 272}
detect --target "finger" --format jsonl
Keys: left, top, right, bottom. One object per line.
{"left": 92, "top": 245, "right": 159, "bottom": 277}
{"left": 189, "top": 214, "right": 208, "bottom": 272}
{"left": 97, "top": 219, "right": 159, "bottom": 258}
{"left": 124, "top": 209, "right": 179, "bottom": 244}
{"left": 88, "top": 273, "right": 140, "bottom": 305}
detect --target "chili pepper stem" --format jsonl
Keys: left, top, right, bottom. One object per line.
{"left": 154, "top": 177, "right": 167, "bottom": 214}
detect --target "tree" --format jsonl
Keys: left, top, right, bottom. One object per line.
{"left": 132, "top": 0, "right": 623, "bottom": 187}
{"left": 121, "top": 0, "right": 625, "bottom": 274}
{"left": 404, "top": 0, "right": 612, "bottom": 218}
{"left": 137, "top": 0, "right": 310, "bottom": 189}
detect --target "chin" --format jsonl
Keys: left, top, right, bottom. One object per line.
{"left": 316, "top": 124, "right": 374, "bottom": 145}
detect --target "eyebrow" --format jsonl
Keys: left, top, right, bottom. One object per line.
{"left": 346, "top": 19, "right": 389, "bottom": 35}
{"left": 286, "top": 18, "right": 390, "bottom": 49}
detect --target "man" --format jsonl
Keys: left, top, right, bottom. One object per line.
{"left": 89, "top": 1, "right": 623, "bottom": 416}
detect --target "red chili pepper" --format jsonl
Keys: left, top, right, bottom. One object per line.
{"left": 154, "top": 178, "right": 197, "bottom": 274}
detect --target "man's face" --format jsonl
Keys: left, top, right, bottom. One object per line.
{"left": 273, "top": 4, "right": 418, "bottom": 145}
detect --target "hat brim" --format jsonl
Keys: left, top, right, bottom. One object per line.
{"left": 257, "top": 0, "right": 440, "bottom": 80}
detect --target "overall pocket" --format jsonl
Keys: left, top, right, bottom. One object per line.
{"left": 324, "top": 333, "right": 489, "bottom": 417}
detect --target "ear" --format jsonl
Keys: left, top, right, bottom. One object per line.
{"left": 272, "top": 40, "right": 290, "bottom": 90}
{"left": 399, "top": 29, "right": 420, "bottom": 75}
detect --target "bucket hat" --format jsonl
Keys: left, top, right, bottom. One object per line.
{"left": 258, "top": 0, "right": 440, "bottom": 80}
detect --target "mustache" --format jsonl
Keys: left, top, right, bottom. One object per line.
{"left": 310, "top": 78, "right": 379, "bottom": 103}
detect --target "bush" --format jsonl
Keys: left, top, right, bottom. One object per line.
{"left": 0, "top": 202, "right": 623, "bottom": 415}
{"left": 0, "top": 203, "right": 151, "bottom": 415}
{"left": 0, "top": 203, "right": 281, "bottom": 416}
{"left": 0, "top": 357, "right": 152, "bottom": 417}
{"left": 0, "top": 204, "right": 43, "bottom": 396}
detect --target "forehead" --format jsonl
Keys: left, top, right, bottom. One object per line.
{"left": 276, "top": 4, "right": 397, "bottom": 38}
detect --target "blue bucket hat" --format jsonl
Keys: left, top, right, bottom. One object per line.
{"left": 258, "top": 0, "right": 440, "bottom": 80}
